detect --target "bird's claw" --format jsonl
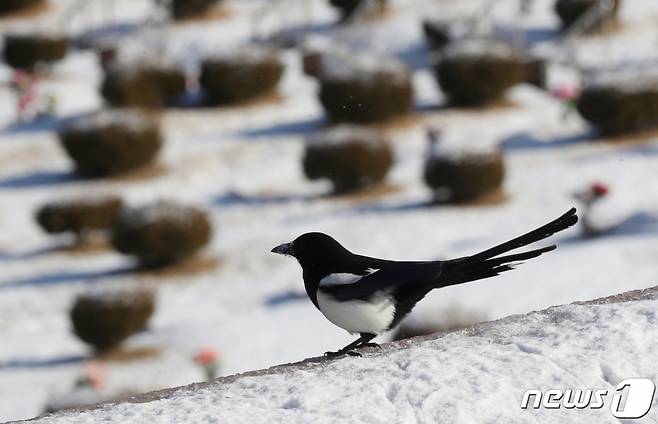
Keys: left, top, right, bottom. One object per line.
{"left": 323, "top": 350, "right": 362, "bottom": 358}
{"left": 360, "top": 342, "right": 381, "bottom": 349}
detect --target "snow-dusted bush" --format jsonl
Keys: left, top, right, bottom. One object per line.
{"left": 111, "top": 201, "right": 212, "bottom": 267}
{"left": 2, "top": 32, "right": 68, "bottom": 70}
{"left": 303, "top": 126, "right": 394, "bottom": 193}
{"left": 555, "top": 0, "right": 620, "bottom": 29}
{"left": 0, "top": 0, "right": 43, "bottom": 15}
{"left": 70, "top": 290, "right": 154, "bottom": 352}
{"left": 169, "top": 0, "right": 220, "bottom": 20}
{"left": 523, "top": 57, "right": 547, "bottom": 89}
{"left": 319, "top": 52, "right": 413, "bottom": 123}
{"left": 424, "top": 143, "right": 505, "bottom": 202}
{"left": 423, "top": 21, "right": 452, "bottom": 50}
{"left": 101, "top": 64, "right": 187, "bottom": 109}
{"left": 200, "top": 48, "right": 284, "bottom": 104}
{"left": 436, "top": 39, "right": 524, "bottom": 106}
{"left": 300, "top": 36, "right": 333, "bottom": 79}
{"left": 577, "top": 82, "right": 658, "bottom": 135}
{"left": 36, "top": 196, "right": 123, "bottom": 238}
{"left": 422, "top": 18, "right": 471, "bottom": 50}
{"left": 59, "top": 111, "right": 162, "bottom": 177}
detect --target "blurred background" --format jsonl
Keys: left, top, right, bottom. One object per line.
{"left": 0, "top": 0, "right": 657, "bottom": 420}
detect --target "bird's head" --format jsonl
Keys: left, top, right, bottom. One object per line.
{"left": 271, "top": 232, "right": 350, "bottom": 271}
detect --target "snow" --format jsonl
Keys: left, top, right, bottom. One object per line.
{"left": 27, "top": 287, "right": 658, "bottom": 423}
{"left": 442, "top": 37, "right": 519, "bottom": 60}
{"left": 201, "top": 45, "right": 283, "bottom": 66}
{"left": 0, "top": 0, "right": 658, "bottom": 421}
{"left": 117, "top": 201, "right": 207, "bottom": 228}
{"left": 427, "top": 130, "right": 500, "bottom": 160}
{"left": 583, "top": 65, "right": 658, "bottom": 93}
{"left": 308, "top": 125, "right": 387, "bottom": 147}
{"left": 74, "top": 287, "right": 153, "bottom": 308}
{"left": 64, "top": 110, "right": 155, "bottom": 132}
{"left": 320, "top": 47, "right": 410, "bottom": 82}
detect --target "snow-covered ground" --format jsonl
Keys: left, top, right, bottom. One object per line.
{"left": 26, "top": 286, "right": 658, "bottom": 424}
{"left": 1, "top": 0, "right": 658, "bottom": 421}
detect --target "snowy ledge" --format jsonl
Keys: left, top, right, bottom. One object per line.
{"left": 18, "top": 286, "right": 658, "bottom": 424}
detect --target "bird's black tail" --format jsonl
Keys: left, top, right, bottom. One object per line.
{"left": 440, "top": 208, "right": 578, "bottom": 287}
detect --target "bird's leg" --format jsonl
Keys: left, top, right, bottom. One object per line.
{"left": 324, "top": 334, "right": 381, "bottom": 358}
{"left": 324, "top": 336, "right": 368, "bottom": 358}
{"left": 357, "top": 333, "right": 380, "bottom": 349}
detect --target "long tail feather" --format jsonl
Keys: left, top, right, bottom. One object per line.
{"left": 463, "top": 208, "right": 577, "bottom": 265}
{"left": 439, "top": 209, "right": 577, "bottom": 288}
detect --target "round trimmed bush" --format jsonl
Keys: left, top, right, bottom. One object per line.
{"left": 59, "top": 111, "right": 162, "bottom": 177}
{"left": 101, "top": 64, "right": 187, "bottom": 108}
{"left": 3, "top": 33, "right": 69, "bottom": 70}
{"left": 71, "top": 290, "right": 154, "bottom": 352}
{"left": 329, "top": 0, "right": 386, "bottom": 20}
{"left": 555, "top": 0, "right": 620, "bottom": 29}
{"left": 436, "top": 39, "right": 525, "bottom": 106}
{"left": 36, "top": 196, "right": 123, "bottom": 237}
{"left": 170, "top": 0, "right": 220, "bottom": 20}
{"left": 423, "top": 21, "right": 452, "bottom": 50}
{"left": 329, "top": 0, "right": 361, "bottom": 18}
{"left": 300, "top": 36, "right": 333, "bottom": 79}
{"left": 303, "top": 126, "right": 394, "bottom": 193}
{"left": 111, "top": 201, "right": 212, "bottom": 267}
{"left": 0, "top": 0, "right": 43, "bottom": 15}
{"left": 422, "top": 18, "right": 470, "bottom": 51}
{"left": 576, "top": 81, "right": 658, "bottom": 135}
{"left": 200, "top": 48, "right": 284, "bottom": 105}
{"left": 319, "top": 53, "right": 413, "bottom": 123}
{"left": 424, "top": 144, "right": 505, "bottom": 202}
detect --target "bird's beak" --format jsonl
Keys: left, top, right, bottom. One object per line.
{"left": 271, "top": 242, "right": 294, "bottom": 257}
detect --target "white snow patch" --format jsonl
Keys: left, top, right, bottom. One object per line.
{"left": 28, "top": 289, "right": 658, "bottom": 424}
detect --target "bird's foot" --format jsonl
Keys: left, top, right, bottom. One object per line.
{"left": 360, "top": 342, "right": 380, "bottom": 349}
{"left": 324, "top": 349, "right": 362, "bottom": 358}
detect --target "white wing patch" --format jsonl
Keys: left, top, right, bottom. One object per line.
{"left": 319, "top": 268, "right": 380, "bottom": 287}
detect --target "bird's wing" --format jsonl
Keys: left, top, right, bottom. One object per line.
{"left": 319, "top": 261, "right": 444, "bottom": 301}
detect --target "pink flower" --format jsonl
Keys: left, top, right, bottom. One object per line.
{"left": 12, "top": 70, "right": 30, "bottom": 85}
{"left": 84, "top": 362, "right": 108, "bottom": 390}
{"left": 194, "top": 348, "right": 220, "bottom": 366}
{"left": 553, "top": 84, "right": 579, "bottom": 101}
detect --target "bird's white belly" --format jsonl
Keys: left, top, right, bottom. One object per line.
{"left": 316, "top": 291, "right": 395, "bottom": 335}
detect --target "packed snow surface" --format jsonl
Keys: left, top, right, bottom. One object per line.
{"left": 1, "top": 0, "right": 658, "bottom": 421}
{"left": 28, "top": 287, "right": 658, "bottom": 424}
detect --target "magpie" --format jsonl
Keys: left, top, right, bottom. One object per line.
{"left": 272, "top": 208, "right": 578, "bottom": 358}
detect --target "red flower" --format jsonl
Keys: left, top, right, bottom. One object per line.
{"left": 590, "top": 182, "right": 609, "bottom": 197}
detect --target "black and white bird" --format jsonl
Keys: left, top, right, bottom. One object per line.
{"left": 272, "top": 208, "right": 578, "bottom": 357}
